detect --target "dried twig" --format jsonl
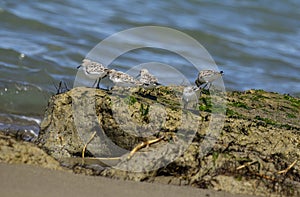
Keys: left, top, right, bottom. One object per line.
{"left": 128, "top": 136, "right": 165, "bottom": 159}
{"left": 277, "top": 160, "right": 297, "bottom": 174}
{"left": 81, "top": 131, "right": 97, "bottom": 164}
{"left": 236, "top": 160, "right": 258, "bottom": 170}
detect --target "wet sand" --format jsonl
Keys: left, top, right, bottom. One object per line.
{"left": 0, "top": 163, "right": 255, "bottom": 197}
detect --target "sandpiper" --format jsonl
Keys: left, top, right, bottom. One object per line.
{"left": 77, "top": 59, "right": 109, "bottom": 88}
{"left": 182, "top": 85, "right": 200, "bottom": 108}
{"left": 108, "top": 69, "right": 142, "bottom": 87}
{"left": 138, "top": 68, "right": 160, "bottom": 87}
{"left": 195, "top": 70, "right": 223, "bottom": 89}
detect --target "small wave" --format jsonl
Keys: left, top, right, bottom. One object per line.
{"left": 0, "top": 112, "right": 41, "bottom": 141}
{"left": 0, "top": 80, "right": 49, "bottom": 116}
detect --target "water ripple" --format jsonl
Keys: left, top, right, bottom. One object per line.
{"left": 0, "top": 0, "right": 299, "bottom": 122}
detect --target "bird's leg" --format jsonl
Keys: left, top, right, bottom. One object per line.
{"left": 96, "top": 78, "right": 102, "bottom": 89}
{"left": 202, "top": 82, "right": 213, "bottom": 90}
{"left": 202, "top": 82, "right": 208, "bottom": 90}
{"left": 207, "top": 82, "right": 212, "bottom": 90}
{"left": 91, "top": 78, "right": 98, "bottom": 88}
{"left": 135, "top": 73, "right": 141, "bottom": 79}
{"left": 199, "top": 87, "right": 203, "bottom": 97}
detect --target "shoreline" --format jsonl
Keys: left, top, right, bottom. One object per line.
{"left": 0, "top": 163, "right": 255, "bottom": 197}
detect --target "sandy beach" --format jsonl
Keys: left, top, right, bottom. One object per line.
{"left": 0, "top": 163, "right": 256, "bottom": 197}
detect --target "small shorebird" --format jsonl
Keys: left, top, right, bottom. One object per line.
{"left": 77, "top": 59, "right": 109, "bottom": 88}
{"left": 182, "top": 85, "right": 200, "bottom": 108}
{"left": 138, "top": 68, "right": 160, "bottom": 87}
{"left": 183, "top": 86, "right": 200, "bottom": 102}
{"left": 195, "top": 70, "right": 223, "bottom": 89}
{"left": 108, "top": 69, "right": 142, "bottom": 87}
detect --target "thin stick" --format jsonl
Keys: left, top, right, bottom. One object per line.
{"left": 88, "top": 157, "right": 121, "bottom": 160}
{"left": 128, "top": 136, "right": 165, "bottom": 159}
{"left": 254, "top": 172, "right": 277, "bottom": 182}
{"left": 236, "top": 160, "right": 258, "bottom": 170}
{"left": 277, "top": 160, "right": 297, "bottom": 174}
{"left": 81, "top": 131, "right": 97, "bottom": 164}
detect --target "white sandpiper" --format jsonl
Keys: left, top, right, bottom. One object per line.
{"left": 138, "top": 68, "right": 160, "bottom": 87}
{"left": 108, "top": 69, "right": 142, "bottom": 87}
{"left": 195, "top": 70, "right": 223, "bottom": 89}
{"left": 182, "top": 85, "right": 200, "bottom": 108}
{"left": 77, "top": 58, "right": 109, "bottom": 88}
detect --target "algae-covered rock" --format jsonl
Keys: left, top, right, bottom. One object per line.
{"left": 38, "top": 86, "right": 206, "bottom": 171}
{"left": 0, "top": 132, "right": 62, "bottom": 170}
{"left": 37, "top": 87, "right": 300, "bottom": 196}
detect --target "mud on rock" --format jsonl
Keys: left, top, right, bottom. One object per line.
{"left": 2, "top": 86, "right": 299, "bottom": 196}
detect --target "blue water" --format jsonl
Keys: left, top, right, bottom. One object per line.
{"left": 0, "top": 0, "right": 300, "bottom": 120}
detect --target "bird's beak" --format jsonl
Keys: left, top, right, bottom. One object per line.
{"left": 77, "top": 65, "right": 82, "bottom": 69}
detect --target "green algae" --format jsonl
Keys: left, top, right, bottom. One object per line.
{"left": 229, "top": 101, "right": 250, "bottom": 109}
{"left": 255, "top": 115, "right": 277, "bottom": 125}
{"left": 36, "top": 87, "right": 300, "bottom": 197}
